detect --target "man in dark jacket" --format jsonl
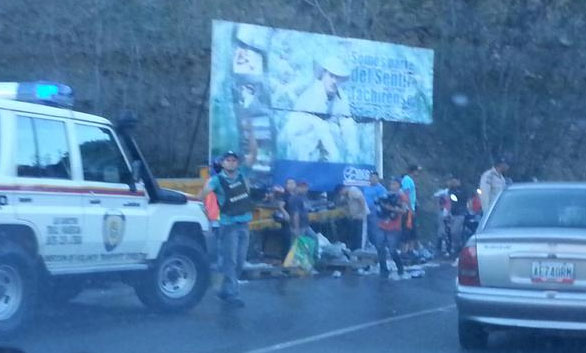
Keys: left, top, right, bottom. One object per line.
{"left": 198, "top": 151, "right": 253, "bottom": 308}
{"left": 448, "top": 177, "right": 468, "bottom": 254}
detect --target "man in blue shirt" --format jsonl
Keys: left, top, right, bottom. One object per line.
{"left": 363, "top": 171, "right": 387, "bottom": 211}
{"left": 199, "top": 151, "right": 253, "bottom": 308}
{"left": 401, "top": 164, "right": 422, "bottom": 254}
{"left": 362, "top": 171, "right": 387, "bottom": 250}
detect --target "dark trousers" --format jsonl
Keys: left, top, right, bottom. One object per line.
{"left": 376, "top": 230, "right": 405, "bottom": 275}
{"left": 367, "top": 214, "right": 381, "bottom": 246}
{"left": 281, "top": 225, "right": 292, "bottom": 260}
{"left": 219, "top": 223, "right": 250, "bottom": 299}
{"left": 348, "top": 218, "right": 363, "bottom": 251}
{"left": 402, "top": 213, "right": 417, "bottom": 244}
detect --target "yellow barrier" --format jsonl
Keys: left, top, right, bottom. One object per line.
{"left": 158, "top": 178, "right": 345, "bottom": 231}
{"left": 158, "top": 178, "right": 206, "bottom": 195}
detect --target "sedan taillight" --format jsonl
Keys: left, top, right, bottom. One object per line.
{"left": 458, "top": 244, "right": 480, "bottom": 286}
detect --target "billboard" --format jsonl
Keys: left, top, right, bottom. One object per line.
{"left": 209, "top": 20, "right": 434, "bottom": 190}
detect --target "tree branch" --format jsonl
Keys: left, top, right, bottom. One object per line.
{"left": 303, "top": 0, "right": 337, "bottom": 35}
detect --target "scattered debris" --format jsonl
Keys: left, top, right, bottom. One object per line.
{"left": 244, "top": 262, "right": 274, "bottom": 270}
{"left": 409, "top": 270, "right": 426, "bottom": 278}
{"left": 240, "top": 237, "right": 441, "bottom": 281}
{"left": 243, "top": 265, "right": 303, "bottom": 280}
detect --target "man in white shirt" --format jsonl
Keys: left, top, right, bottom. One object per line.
{"left": 479, "top": 159, "right": 510, "bottom": 212}
{"left": 339, "top": 186, "right": 369, "bottom": 250}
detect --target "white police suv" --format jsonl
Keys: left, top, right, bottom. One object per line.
{"left": 0, "top": 82, "right": 210, "bottom": 336}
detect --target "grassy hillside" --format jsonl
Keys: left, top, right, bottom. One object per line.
{"left": 2, "top": 0, "right": 584, "bottom": 238}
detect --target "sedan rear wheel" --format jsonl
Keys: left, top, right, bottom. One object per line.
{"left": 459, "top": 318, "right": 488, "bottom": 350}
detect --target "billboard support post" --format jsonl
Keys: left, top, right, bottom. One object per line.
{"left": 375, "top": 120, "right": 384, "bottom": 178}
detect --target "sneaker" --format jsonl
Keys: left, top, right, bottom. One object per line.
{"left": 379, "top": 270, "right": 390, "bottom": 279}
{"left": 365, "top": 265, "right": 379, "bottom": 275}
{"left": 389, "top": 273, "right": 401, "bottom": 281}
{"left": 225, "top": 297, "right": 245, "bottom": 308}
{"left": 217, "top": 293, "right": 245, "bottom": 308}
{"left": 410, "top": 270, "right": 425, "bottom": 278}
{"left": 400, "top": 273, "right": 412, "bottom": 280}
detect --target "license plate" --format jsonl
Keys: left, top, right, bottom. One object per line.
{"left": 531, "top": 261, "right": 575, "bottom": 284}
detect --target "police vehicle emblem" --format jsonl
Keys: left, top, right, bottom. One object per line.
{"left": 103, "top": 210, "right": 126, "bottom": 252}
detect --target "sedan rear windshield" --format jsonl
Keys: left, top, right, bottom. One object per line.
{"left": 485, "top": 188, "right": 586, "bottom": 229}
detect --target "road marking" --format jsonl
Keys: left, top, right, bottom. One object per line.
{"left": 244, "top": 304, "right": 456, "bottom": 353}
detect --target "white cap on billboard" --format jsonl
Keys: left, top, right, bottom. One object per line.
{"left": 316, "top": 55, "right": 351, "bottom": 78}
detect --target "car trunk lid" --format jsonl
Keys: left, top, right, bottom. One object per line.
{"left": 476, "top": 228, "right": 586, "bottom": 291}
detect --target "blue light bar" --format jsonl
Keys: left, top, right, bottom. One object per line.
{"left": 0, "top": 81, "right": 74, "bottom": 108}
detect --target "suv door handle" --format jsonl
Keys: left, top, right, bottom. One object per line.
{"left": 89, "top": 199, "right": 101, "bottom": 205}
{"left": 123, "top": 202, "right": 140, "bottom": 207}
{"left": 19, "top": 197, "right": 32, "bottom": 203}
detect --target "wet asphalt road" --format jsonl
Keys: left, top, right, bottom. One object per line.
{"left": 3, "top": 264, "right": 586, "bottom": 353}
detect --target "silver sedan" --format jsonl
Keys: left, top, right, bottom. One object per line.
{"left": 456, "top": 183, "right": 586, "bottom": 349}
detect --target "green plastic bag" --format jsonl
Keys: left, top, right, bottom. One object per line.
{"left": 283, "top": 234, "right": 317, "bottom": 273}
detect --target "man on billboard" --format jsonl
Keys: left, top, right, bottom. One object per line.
{"left": 295, "top": 55, "right": 352, "bottom": 116}
{"left": 278, "top": 55, "right": 361, "bottom": 163}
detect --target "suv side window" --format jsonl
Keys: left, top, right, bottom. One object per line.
{"left": 75, "top": 124, "right": 132, "bottom": 185}
{"left": 16, "top": 116, "right": 71, "bottom": 179}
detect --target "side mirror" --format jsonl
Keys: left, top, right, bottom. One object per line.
{"left": 131, "top": 160, "right": 143, "bottom": 183}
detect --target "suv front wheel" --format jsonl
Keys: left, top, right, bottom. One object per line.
{"left": 133, "top": 240, "right": 209, "bottom": 312}
{"left": 0, "top": 242, "right": 38, "bottom": 337}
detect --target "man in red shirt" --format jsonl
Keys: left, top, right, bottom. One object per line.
{"left": 376, "top": 178, "right": 410, "bottom": 280}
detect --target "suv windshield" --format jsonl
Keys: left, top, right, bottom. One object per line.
{"left": 485, "top": 188, "right": 586, "bottom": 229}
